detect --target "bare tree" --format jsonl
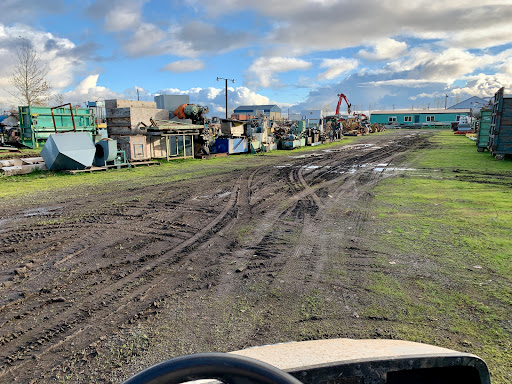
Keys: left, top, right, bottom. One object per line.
{"left": 52, "top": 93, "right": 64, "bottom": 106}
{"left": 9, "top": 38, "right": 52, "bottom": 106}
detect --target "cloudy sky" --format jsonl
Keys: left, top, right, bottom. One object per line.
{"left": 0, "top": 0, "right": 511, "bottom": 116}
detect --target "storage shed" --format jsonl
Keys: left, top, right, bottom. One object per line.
{"left": 233, "top": 105, "right": 282, "bottom": 121}
{"left": 488, "top": 87, "right": 512, "bottom": 160}
{"left": 370, "top": 109, "right": 470, "bottom": 128}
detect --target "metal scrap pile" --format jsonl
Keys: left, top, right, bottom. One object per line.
{"left": 341, "top": 118, "right": 384, "bottom": 136}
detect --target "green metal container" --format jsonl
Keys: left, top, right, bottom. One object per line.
{"left": 18, "top": 105, "right": 97, "bottom": 148}
{"left": 489, "top": 87, "right": 512, "bottom": 159}
{"left": 476, "top": 108, "right": 492, "bottom": 152}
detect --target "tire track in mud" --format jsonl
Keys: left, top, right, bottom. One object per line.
{"left": 218, "top": 138, "right": 412, "bottom": 280}
{"left": 214, "top": 133, "right": 427, "bottom": 342}
{"left": 0, "top": 132, "right": 430, "bottom": 382}
{"left": 0, "top": 175, "right": 246, "bottom": 381}
{"left": 0, "top": 202, "right": 227, "bottom": 326}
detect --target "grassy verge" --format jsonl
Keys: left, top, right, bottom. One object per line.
{"left": 368, "top": 131, "right": 512, "bottom": 383}
{"left": 0, "top": 147, "right": 41, "bottom": 159}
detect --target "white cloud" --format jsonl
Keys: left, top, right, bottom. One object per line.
{"left": 357, "top": 39, "right": 408, "bottom": 61}
{"left": 231, "top": 86, "right": 272, "bottom": 105}
{"left": 123, "top": 85, "right": 153, "bottom": 101}
{"left": 451, "top": 73, "right": 512, "bottom": 98}
{"left": 383, "top": 47, "right": 505, "bottom": 83}
{"left": 0, "top": 0, "right": 65, "bottom": 23}
{"left": 363, "top": 79, "right": 443, "bottom": 87}
{"left": 104, "top": 0, "right": 148, "bottom": 32}
{"left": 121, "top": 20, "right": 251, "bottom": 58}
{"left": 123, "top": 22, "right": 167, "bottom": 57}
{"left": 502, "top": 62, "right": 512, "bottom": 76}
{"left": 156, "top": 86, "right": 274, "bottom": 115}
{"left": 247, "top": 57, "right": 312, "bottom": 88}
{"left": 186, "top": 0, "right": 512, "bottom": 53}
{"left": 0, "top": 23, "right": 86, "bottom": 106}
{"left": 317, "top": 58, "right": 358, "bottom": 81}
{"left": 161, "top": 59, "right": 205, "bottom": 73}
{"left": 62, "top": 75, "right": 123, "bottom": 104}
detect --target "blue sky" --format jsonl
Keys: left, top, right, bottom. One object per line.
{"left": 0, "top": 0, "right": 511, "bottom": 116}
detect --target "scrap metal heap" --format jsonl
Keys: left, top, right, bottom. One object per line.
{"left": 245, "top": 114, "right": 277, "bottom": 152}
{"left": 0, "top": 112, "right": 20, "bottom": 147}
{"left": 105, "top": 99, "right": 213, "bottom": 161}
{"left": 173, "top": 104, "right": 209, "bottom": 125}
{"left": 145, "top": 118, "right": 213, "bottom": 157}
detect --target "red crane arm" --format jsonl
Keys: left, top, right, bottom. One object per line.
{"left": 336, "top": 94, "right": 351, "bottom": 115}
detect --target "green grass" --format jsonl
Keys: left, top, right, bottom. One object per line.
{"left": 0, "top": 147, "right": 42, "bottom": 159}
{"left": 368, "top": 131, "right": 512, "bottom": 383}
{"left": 0, "top": 136, "right": 366, "bottom": 200}
{"left": 410, "top": 131, "right": 512, "bottom": 172}
{"left": 0, "top": 157, "right": 246, "bottom": 198}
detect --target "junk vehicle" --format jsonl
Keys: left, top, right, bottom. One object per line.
{"left": 123, "top": 338, "right": 491, "bottom": 384}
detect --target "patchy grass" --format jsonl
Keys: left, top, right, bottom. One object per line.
{"left": 368, "top": 131, "right": 512, "bottom": 384}
{"left": 0, "top": 147, "right": 42, "bottom": 159}
{"left": 300, "top": 289, "right": 326, "bottom": 321}
{"left": 0, "top": 157, "right": 245, "bottom": 198}
{"left": 0, "top": 136, "right": 370, "bottom": 200}
{"left": 410, "top": 130, "right": 512, "bottom": 172}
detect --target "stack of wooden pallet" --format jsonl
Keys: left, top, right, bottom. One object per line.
{"left": 0, "top": 157, "right": 47, "bottom": 176}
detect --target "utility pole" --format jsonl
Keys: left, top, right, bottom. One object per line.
{"left": 217, "top": 77, "right": 235, "bottom": 119}
{"left": 445, "top": 94, "right": 448, "bottom": 109}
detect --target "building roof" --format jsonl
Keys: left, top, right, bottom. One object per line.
{"left": 234, "top": 105, "right": 281, "bottom": 112}
{"left": 0, "top": 115, "right": 19, "bottom": 126}
{"left": 448, "top": 96, "right": 491, "bottom": 110}
{"left": 371, "top": 108, "right": 470, "bottom": 115}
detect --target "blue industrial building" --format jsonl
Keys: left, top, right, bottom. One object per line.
{"left": 370, "top": 108, "right": 471, "bottom": 128}
{"left": 233, "top": 105, "right": 282, "bottom": 120}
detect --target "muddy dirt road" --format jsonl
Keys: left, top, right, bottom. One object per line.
{"left": 0, "top": 131, "right": 429, "bottom": 382}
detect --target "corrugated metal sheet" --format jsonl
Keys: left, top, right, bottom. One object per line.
{"left": 234, "top": 105, "right": 282, "bottom": 113}
{"left": 488, "top": 87, "right": 512, "bottom": 159}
